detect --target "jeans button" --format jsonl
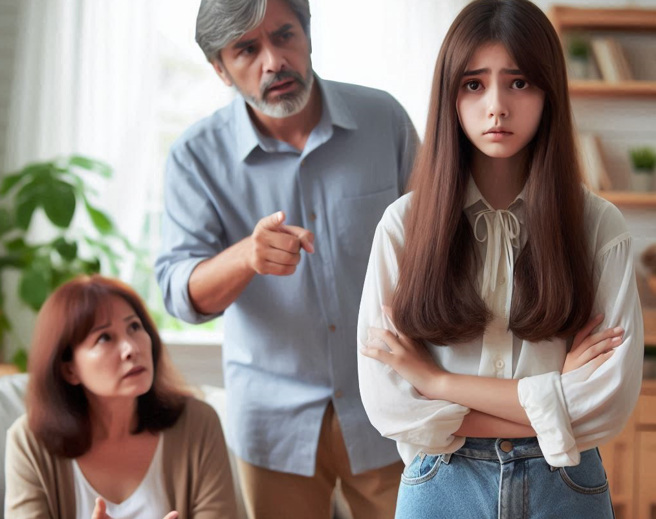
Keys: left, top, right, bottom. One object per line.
{"left": 500, "top": 440, "right": 513, "bottom": 453}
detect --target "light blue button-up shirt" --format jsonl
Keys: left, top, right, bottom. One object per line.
{"left": 156, "top": 77, "right": 418, "bottom": 476}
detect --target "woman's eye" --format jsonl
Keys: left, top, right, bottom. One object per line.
{"left": 465, "top": 80, "right": 482, "bottom": 91}
{"left": 97, "top": 333, "right": 111, "bottom": 344}
{"left": 512, "top": 79, "right": 528, "bottom": 89}
{"left": 129, "top": 321, "right": 143, "bottom": 332}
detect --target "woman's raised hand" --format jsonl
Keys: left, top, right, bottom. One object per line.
{"left": 562, "top": 314, "right": 623, "bottom": 374}
{"left": 91, "top": 497, "right": 179, "bottom": 519}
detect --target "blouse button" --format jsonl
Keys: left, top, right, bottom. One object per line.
{"left": 495, "top": 359, "right": 505, "bottom": 369}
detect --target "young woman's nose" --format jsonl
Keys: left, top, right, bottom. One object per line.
{"left": 487, "top": 86, "right": 509, "bottom": 119}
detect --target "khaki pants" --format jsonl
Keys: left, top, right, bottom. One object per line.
{"left": 236, "top": 402, "right": 403, "bottom": 519}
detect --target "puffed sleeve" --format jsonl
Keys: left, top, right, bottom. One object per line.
{"left": 357, "top": 196, "right": 470, "bottom": 465}
{"left": 518, "top": 204, "right": 643, "bottom": 467}
{"left": 155, "top": 144, "right": 226, "bottom": 324}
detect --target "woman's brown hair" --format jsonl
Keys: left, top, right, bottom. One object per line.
{"left": 26, "top": 275, "right": 188, "bottom": 458}
{"left": 392, "top": 0, "right": 593, "bottom": 344}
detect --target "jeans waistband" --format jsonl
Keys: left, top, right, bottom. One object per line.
{"left": 450, "top": 437, "right": 544, "bottom": 464}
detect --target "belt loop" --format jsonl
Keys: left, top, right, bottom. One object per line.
{"left": 442, "top": 453, "right": 452, "bottom": 464}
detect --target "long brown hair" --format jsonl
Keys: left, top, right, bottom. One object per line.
{"left": 392, "top": 0, "right": 593, "bottom": 344}
{"left": 26, "top": 275, "right": 189, "bottom": 458}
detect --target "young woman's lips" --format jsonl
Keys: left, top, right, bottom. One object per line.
{"left": 485, "top": 130, "right": 513, "bottom": 141}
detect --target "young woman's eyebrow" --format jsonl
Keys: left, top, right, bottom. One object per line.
{"left": 462, "top": 68, "right": 523, "bottom": 76}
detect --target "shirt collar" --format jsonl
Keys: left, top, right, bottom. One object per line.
{"left": 234, "top": 74, "right": 357, "bottom": 162}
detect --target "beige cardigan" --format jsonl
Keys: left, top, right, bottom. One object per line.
{"left": 5, "top": 397, "right": 238, "bottom": 519}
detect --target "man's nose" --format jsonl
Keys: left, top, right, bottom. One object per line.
{"left": 261, "top": 43, "right": 287, "bottom": 74}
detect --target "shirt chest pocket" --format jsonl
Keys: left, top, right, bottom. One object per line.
{"left": 335, "top": 186, "right": 399, "bottom": 261}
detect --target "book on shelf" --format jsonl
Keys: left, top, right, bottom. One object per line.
{"left": 590, "top": 37, "right": 633, "bottom": 82}
{"left": 578, "top": 133, "right": 613, "bottom": 191}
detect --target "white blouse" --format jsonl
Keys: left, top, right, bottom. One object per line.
{"left": 73, "top": 434, "right": 170, "bottom": 519}
{"left": 357, "top": 179, "right": 644, "bottom": 468}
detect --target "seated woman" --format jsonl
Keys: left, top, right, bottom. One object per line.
{"left": 5, "top": 275, "right": 237, "bottom": 519}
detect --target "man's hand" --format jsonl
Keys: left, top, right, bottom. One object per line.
{"left": 562, "top": 314, "right": 623, "bottom": 374}
{"left": 249, "top": 211, "right": 314, "bottom": 276}
{"left": 92, "top": 497, "right": 179, "bottom": 519}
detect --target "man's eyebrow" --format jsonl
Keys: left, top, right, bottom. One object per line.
{"left": 462, "top": 67, "right": 523, "bottom": 76}
{"left": 271, "top": 23, "right": 293, "bottom": 38}
{"left": 233, "top": 38, "right": 257, "bottom": 50}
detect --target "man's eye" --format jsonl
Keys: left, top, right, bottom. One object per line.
{"left": 241, "top": 45, "right": 256, "bottom": 56}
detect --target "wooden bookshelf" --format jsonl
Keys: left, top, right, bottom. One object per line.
{"left": 569, "top": 80, "right": 656, "bottom": 98}
{"left": 550, "top": 6, "right": 656, "bottom": 33}
{"left": 597, "top": 191, "right": 656, "bottom": 208}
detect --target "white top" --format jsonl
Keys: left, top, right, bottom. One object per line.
{"left": 357, "top": 179, "right": 644, "bottom": 468}
{"left": 73, "top": 434, "right": 170, "bottom": 519}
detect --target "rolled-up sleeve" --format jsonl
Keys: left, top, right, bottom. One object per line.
{"left": 357, "top": 200, "right": 470, "bottom": 464}
{"left": 518, "top": 222, "right": 643, "bottom": 467}
{"left": 155, "top": 146, "right": 226, "bottom": 324}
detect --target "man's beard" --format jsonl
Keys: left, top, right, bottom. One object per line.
{"left": 240, "top": 64, "right": 314, "bottom": 119}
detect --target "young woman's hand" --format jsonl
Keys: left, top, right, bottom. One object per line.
{"left": 91, "top": 497, "right": 179, "bottom": 519}
{"left": 361, "top": 306, "right": 444, "bottom": 399}
{"left": 562, "top": 314, "right": 623, "bottom": 374}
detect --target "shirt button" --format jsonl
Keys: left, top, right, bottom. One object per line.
{"left": 309, "top": 212, "right": 317, "bottom": 222}
{"left": 334, "top": 390, "right": 343, "bottom": 398}
{"left": 329, "top": 325, "right": 336, "bottom": 332}
{"left": 301, "top": 159, "right": 306, "bottom": 166}
{"left": 495, "top": 359, "right": 505, "bottom": 369}
{"left": 500, "top": 440, "right": 513, "bottom": 453}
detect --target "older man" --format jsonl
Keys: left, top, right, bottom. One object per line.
{"left": 155, "top": 0, "right": 418, "bottom": 517}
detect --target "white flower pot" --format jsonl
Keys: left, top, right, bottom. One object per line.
{"left": 631, "top": 169, "right": 655, "bottom": 192}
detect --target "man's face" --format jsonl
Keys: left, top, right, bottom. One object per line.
{"left": 214, "top": 0, "right": 313, "bottom": 119}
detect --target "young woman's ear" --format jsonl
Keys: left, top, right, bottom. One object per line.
{"left": 61, "top": 361, "right": 81, "bottom": 386}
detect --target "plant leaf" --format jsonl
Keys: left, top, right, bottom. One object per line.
{"left": 43, "top": 179, "right": 76, "bottom": 227}
{"left": 19, "top": 267, "right": 51, "bottom": 311}
{"left": 0, "top": 208, "right": 12, "bottom": 235}
{"left": 15, "top": 194, "right": 38, "bottom": 230}
{"left": 53, "top": 237, "right": 78, "bottom": 261}
{"left": 0, "top": 172, "right": 24, "bottom": 196}
{"left": 11, "top": 348, "right": 28, "bottom": 373}
{"left": 84, "top": 200, "right": 114, "bottom": 234}
{"left": 69, "top": 155, "right": 113, "bottom": 178}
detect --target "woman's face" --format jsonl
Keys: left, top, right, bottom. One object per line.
{"left": 456, "top": 42, "right": 545, "bottom": 161}
{"left": 63, "top": 295, "right": 154, "bottom": 401}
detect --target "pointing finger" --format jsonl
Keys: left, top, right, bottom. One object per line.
{"left": 258, "top": 211, "right": 286, "bottom": 231}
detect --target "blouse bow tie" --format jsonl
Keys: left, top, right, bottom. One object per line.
{"left": 473, "top": 208, "right": 521, "bottom": 298}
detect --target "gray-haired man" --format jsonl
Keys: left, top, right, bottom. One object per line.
{"left": 156, "top": 0, "right": 418, "bottom": 517}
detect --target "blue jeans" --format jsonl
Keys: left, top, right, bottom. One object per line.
{"left": 395, "top": 438, "right": 614, "bottom": 519}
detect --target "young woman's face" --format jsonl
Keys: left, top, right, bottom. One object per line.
{"left": 63, "top": 295, "right": 154, "bottom": 401}
{"left": 456, "top": 42, "right": 545, "bottom": 161}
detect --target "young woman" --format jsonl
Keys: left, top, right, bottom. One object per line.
{"left": 357, "top": 0, "right": 643, "bottom": 517}
{"left": 5, "top": 275, "right": 237, "bottom": 519}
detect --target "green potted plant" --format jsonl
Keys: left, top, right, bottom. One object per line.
{"left": 0, "top": 155, "right": 136, "bottom": 370}
{"left": 629, "top": 146, "right": 656, "bottom": 192}
{"left": 567, "top": 35, "right": 591, "bottom": 80}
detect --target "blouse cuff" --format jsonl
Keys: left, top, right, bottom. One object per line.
{"left": 518, "top": 371, "right": 580, "bottom": 466}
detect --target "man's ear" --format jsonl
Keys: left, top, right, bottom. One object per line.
{"left": 61, "top": 361, "right": 81, "bottom": 386}
{"left": 212, "top": 57, "right": 233, "bottom": 87}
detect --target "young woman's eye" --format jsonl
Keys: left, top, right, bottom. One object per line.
{"left": 464, "top": 80, "right": 482, "bottom": 91}
{"left": 512, "top": 79, "right": 528, "bottom": 89}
